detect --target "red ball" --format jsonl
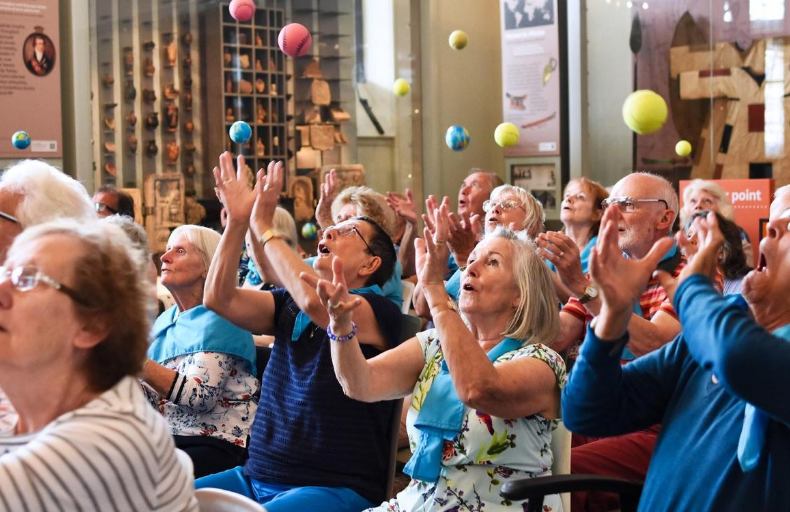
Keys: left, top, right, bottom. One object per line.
{"left": 229, "top": 0, "right": 255, "bottom": 22}
{"left": 278, "top": 23, "right": 312, "bottom": 57}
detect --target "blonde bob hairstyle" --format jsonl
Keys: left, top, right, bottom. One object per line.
{"left": 489, "top": 184, "right": 546, "bottom": 236}
{"left": 463, "top": 227, "right": 559, "bottom": 345}
{"left": 9, "top": 219, "right": 151, "bottom": 392}
{"left": 681, "top": 179, "right": 734, "bottom": 224}
{"left": 331, "top": 186, "right": 398, "bottom": 239}
{"left": 168, "top": 225, "right": 221, "bottom": 273}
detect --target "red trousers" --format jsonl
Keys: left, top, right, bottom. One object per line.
{"left": 570, "top": 427, "right": 658, "bottom": 512}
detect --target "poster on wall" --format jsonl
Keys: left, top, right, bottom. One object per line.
{"left": 0, "top": 1, "right": 62, "bottom": 159}
{"left": 499, "top": 0, "right": 561, "bottom": 157}
{"left": 510, "top": 162, "right": 558, "bottom": 211}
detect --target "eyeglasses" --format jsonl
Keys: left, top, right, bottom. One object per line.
{"left": 0, "top": 211, "right": 21, "bottom": 225}
{"left": 601, "top": 197, "right": 668, "bottom": 213}
{"left": 482, "top": 200, "right": 524, "bottom": 213}
{"left": 325, "top": 224, "right": 377, "bottom": 256}
{"left": 0, "top": 265, "right": 90, "bottom": 307}
{"left": 94, "top": 202, "right": 119, "bottom": 214}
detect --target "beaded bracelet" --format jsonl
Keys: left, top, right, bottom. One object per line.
{"left": 327, "top": 321, "right": 358, "bottom": 342}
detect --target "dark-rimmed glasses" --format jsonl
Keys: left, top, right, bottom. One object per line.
{"left": 0, "top": 265, "right": 90, "bottom": 307}
{"left": 94, "top": 202, "right": 119, "bottom": 215}
{"left": 325, "top": 224, "right": 377, "bottom": 256}
{"left": 601, "top": 197, "right": 668, "bottom": 213}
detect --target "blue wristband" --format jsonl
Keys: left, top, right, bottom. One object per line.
{"left": 327, "top": 321, "right": 357, "bottom": 342}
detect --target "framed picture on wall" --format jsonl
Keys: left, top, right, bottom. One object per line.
{"left": 508, "top": 162, "right": 558, "bottom": 211}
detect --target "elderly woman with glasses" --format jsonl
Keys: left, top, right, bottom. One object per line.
{"left": 0, "top": 219, "right": 197, "bottom": 510}
{"left": 142, "top": 225, "right": 258, "bottom": 478}
{"left": 414, "top": 185, "right": 545, "bottom": 319}
{"left": 302, "top": 203, "right": 567, "bottom": 512}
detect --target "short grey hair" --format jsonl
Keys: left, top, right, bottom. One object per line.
{"left": 0, "top": 160, "right": 95, "bottom": 228}
{"left": 624, "top": 172, "right": 679, "bottom": 227}
{"left": 774, "top": 184, "right": 790, "bottom": 201}
{"left": 681, "top": 179, "right": 734, "bottom": 223}
{"left": 490, "top": 184, "right": 545, "bottom": 236}
{"left": 331, "top": 186, "right": 398, "bottom": 239}
{"left": 169, "top": 225, "right": 221, "bottom": 272}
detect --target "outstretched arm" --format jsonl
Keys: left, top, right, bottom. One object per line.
{"left": 204, "top": 152, "right": 276, "bottom": 334}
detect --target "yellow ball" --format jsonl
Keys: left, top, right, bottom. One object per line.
{"left": 675, "top": 140, "right": 692, "bottom": 157}
{"left": 449, "top": 30, "right": 468, "bottom": 50}
{"left": 393, "top": 78, "right": 411, "bottom": 97}
{"left": 622, "top": 90, "right": 668, "bottom": 135}
{"left": 494, "top": 122, "right": 520, "bottom": 148}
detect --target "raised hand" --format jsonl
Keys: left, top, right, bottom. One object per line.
{"left": 300, "top": 256, "right": 361, "bottom": 331}
{"left": 655, "top": 211, "right": 724, "bottom": 304}
{"left": 387, "top": 188, "right": 418, "bottom": 225}
{"left": 315, "top": 169, "right": 339, "bottom": 230}
{"left": 536, "top": 231, "right": 587, "bottom": 297}
{"left": 250, "top": 160, "right": 285, "bottom": 235}
{"left": 589, "top": 205, "right": 674, "bottom": 339}
{"left": 447, "top": 210, "right": 481, "bottom": 267}
{"left": 415, "top": 202, "right": 451, "bottom": 288}
{"left": 213, "top": 152, "right": 258, "bottom": 225}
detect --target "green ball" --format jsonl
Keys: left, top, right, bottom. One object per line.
{"left": 675, "top": 140, "right": 692, "bottom": 157}
{"left": 448, "top": 30, "right": 468, "bottom": 50}
{"left": 622, "top": 90, "right": 668, "bottom": 135}
{"left": 301, "top": 222, "right": 318, "bottom": 240}
{"left": 393, "top": 78, "right": 411, "bottom": 97}
{"left": 494, "top": 122, "right": 519, "bottom": 148}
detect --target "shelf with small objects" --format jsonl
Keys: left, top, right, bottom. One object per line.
{"left": 291, "top": 0, "right": 356, "bottom": 174}
{"left": 203, "top": 2, "right": 293, "bottom": 190}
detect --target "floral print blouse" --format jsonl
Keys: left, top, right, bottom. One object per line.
{"left": 368, "top": 329, "right": 567, "bottom": 512}
{"left": 0, "top": 387, "right": 17, "bottom": 434}
{"left": 143, "top": 351, "right": 259, "bottom": 448}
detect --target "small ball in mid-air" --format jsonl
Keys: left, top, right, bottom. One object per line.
{"left": 448, "top": 30, "right": 468, "bottom": 50}
{"left": 301, "top": 222, "right": 318, "bottom": 240}
{"left": 229, "top": 0, "right": 255, "bottom": 22}
{"left": 278, "top": 23, "right": 312, "bottom": 57}
{"left": 393, "top": 78, "right": 411, "bottom": 97}
{"left": 11, "top": 131, "right": 31, "bottom": 150}
{"left": 445, "top": 125, "right": 470, "bottom": 151}
{"left": 494, "top": 122, "right": 520, "bottom": 148}
{"left": 622, "top": 89, "right": 668, "bottom": 135}
{"left": 229, "top": 121, "right": 252, "bottom": 144}
{"left": 675, "top": 140, "right": 692, "bottom": 157}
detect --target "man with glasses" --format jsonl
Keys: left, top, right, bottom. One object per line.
{"left": 92, "top": 185, "right": 135, "bottom": 218}
{"left": 198, "top": 152, "right": 402, "bottom": 511}
{"left": 0, "top": 159, "right": 95, "bottom": 433}
{"left": 548, "top": 172, "right": 685, "bottom": 512}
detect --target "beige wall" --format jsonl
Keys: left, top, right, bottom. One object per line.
{"left": 419, "top": 0, "right": 504, "bottom": 203}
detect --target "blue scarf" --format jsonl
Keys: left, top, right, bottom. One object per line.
{"left": 149, "top": 305, "right": 256, "bottom": 371}
{"left": 737, "top": 322, "right": 790, "bottom": 471}
{"left": 404, "top": 336, "right": 524, "bottom": 482}
{"left": 291, "top": 284, "right": 383, "bottom": 341}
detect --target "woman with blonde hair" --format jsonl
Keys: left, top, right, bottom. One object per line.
{"left": 302, "top": 204, "right": 566, "bottom": 512}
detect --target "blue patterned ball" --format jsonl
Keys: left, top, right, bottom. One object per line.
{"left": 445, "top": 125, "right": 470, "bottom": 151}
{"left": 12, "top": 131, "right": 31, "bottom": 150}
{"left": 229, "top": 121, "right": 252, "bottom": 144}
{"left": 301, "top": 222, "right": 318, "bottom": 240}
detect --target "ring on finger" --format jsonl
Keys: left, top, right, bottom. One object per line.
{"left": 558, "top": 251, "right": 564, "bottom": 257}
{"left": 222, "top": 178, "right": 232, "bottom": 184}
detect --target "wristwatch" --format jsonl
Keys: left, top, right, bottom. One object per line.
{"left": 258, "top": 229, "right": 282, "bottom": 249}
{"left": 578, "top": 283, "right": 599, "bottom": 304}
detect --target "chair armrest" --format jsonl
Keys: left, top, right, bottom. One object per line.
{"left": 501, "top": 474, "right": 643, "bottom": 512}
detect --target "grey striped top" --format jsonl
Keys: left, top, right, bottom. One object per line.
{"left": 0, "top": 376, "right": 198, "bottom": 512}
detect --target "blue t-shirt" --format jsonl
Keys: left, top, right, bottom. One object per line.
{"left": 244, "top": 289, "right": 403, "bottom": 503}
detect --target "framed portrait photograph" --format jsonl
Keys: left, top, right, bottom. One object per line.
{"left": 508, "top": 163, "right": 557, "bottom": 208}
